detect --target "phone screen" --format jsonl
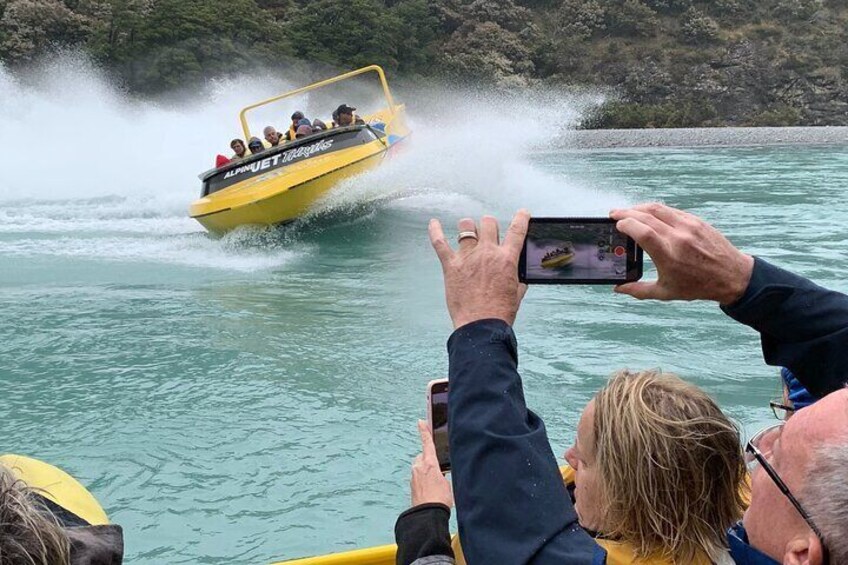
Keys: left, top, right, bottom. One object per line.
{"left": 519, "top": 218, "right": 643, "bottom": 284}
{"left": 429, "top": 381, "right": 450, "bottom": 472}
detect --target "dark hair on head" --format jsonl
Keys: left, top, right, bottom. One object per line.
{"left": 230, "top": 139, "right": 244, "bottom": 148}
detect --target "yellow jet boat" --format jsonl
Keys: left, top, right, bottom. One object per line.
{"left": 540, "top": 244, "right": 576, "bottom": 269}
{"left": 189, "top": 65, "right": 410, "bottom": 234}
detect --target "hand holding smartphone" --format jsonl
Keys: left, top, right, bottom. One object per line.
{"left": 519, "top": 217, "right": 643, "bottom": 284}
{"left": 426, "top": 379, "right": 450, "bottom": 473}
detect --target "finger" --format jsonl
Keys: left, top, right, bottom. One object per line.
{"left": 614, "top": 281, "right": 669, "bottom": 300}
{"left": 630, "top": 202, "right": 687, "bottom": 227}
{"left": 502, "top": 209, "right": 530, "bottom": 257}
{"left": 418, "top": 420, "right": 438, "bottom": 461}
{"left": 615, "top": 217, "right": 667, "bottom": 260}
{"left": 457, "top": 217, "right": 479, "bottom": 253}
{"left": 611, "top": 208, "right": 674, "bottom": 236}
{"left": 479, "top": 215, "right": 499, "bottom": 245}
{"left": 517, "top": 283, "right": 528, "bottom": 303}
{"left": 429, "top": 219, "right": 454, "bottom": 265}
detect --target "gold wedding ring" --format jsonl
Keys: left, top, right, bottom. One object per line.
{"left": 457, "top": 231, "right": 479, "bottom": 243}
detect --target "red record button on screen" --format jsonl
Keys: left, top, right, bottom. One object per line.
{"left": 613, "top": 245, "right": 626, "bottom": 257}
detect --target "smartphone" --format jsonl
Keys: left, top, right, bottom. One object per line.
{"left": 426, "top": 379, "right": 450, "bottom": 473}
{"left": 519, "top": 217, "right": 643, "bottom": 284}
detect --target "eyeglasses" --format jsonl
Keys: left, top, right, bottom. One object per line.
{"left": 769, "top": 399, "right": 796, "bottom": 420}
{"left": 745, "top": 423, "right": 829, "bottom": 563}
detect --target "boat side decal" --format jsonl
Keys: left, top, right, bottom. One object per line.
{"left": 204, "top": 129, "right": 376, "bottom": 196}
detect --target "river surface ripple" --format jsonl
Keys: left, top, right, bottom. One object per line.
{"left": 1, "top": 140, "right": 847, "bottom": 563}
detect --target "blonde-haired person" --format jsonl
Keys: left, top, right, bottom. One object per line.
{"left": 565, "top": 370, "right": 746, "bottom": 564}
{"left": 395, "top": 370, "right": 746, "bottom": 565}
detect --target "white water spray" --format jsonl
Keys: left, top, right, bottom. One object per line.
{"left": 0, "top": 55, "right": 626, "bottom": 272}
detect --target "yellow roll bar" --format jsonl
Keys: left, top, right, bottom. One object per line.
{"left": 239, "top": 65, "right": 397, "bottom": 141}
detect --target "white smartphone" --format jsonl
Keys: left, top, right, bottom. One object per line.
{"left": 426, "top": 378, "right": 450, "bottom": 473}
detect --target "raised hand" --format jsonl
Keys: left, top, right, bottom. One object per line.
{"left": 428, "top": 211, "right": 530, "bottom": 329}
{"left": 610, "top": 203, "right": 754, "bottom": 305}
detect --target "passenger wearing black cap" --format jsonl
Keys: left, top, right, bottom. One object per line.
{"left": 333, "top": 104, "right": 365, "bottom": 127}
{"left": 285, "top": 111, "right": 307, "bottom": 141}
{"left": 247, "top": 137, "right": 265, "bottom": 154}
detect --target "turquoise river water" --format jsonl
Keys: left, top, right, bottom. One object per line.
{"left": 2, "top": 63, "right": 848, "bottom": 564}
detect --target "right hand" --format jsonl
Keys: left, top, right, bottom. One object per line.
{"left": 428, "top": 211, "right": 530, "bottom": 329}
{"left": 410, "top": 420, "right": 454, "bottom": 508}
{"left": 610, "top": 203, "right": 754, "bottom": 305}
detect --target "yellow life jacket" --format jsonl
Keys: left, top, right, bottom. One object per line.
{"left": 288, "top": 124, "right": 297, "bottom": 141}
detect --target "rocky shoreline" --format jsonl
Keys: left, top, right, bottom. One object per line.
{"left": 556, "top": 126, "right": 848, "bottom": 149}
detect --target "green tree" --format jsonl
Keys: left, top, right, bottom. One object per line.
{"left": 88, "top": 0, "right": 291, "bottom": 91}
{"left": 286, "top": 0, "right": 405, "bottom": 71}
{"left": 0, "top": 0, "right": 90, "bottom": 62}
{"left": 389, "top": 0, "right": 440, "bottom": 74}
{"left": 606, "top": 0, "right": 660, "bottom": 38}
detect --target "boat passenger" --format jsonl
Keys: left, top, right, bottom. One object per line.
{"left": 230, "top": 138, "right": 248, "bottom": 160}
{"left": 284, "top": 111, "right": 306, "bottom": 141}
{"left": 263, "top": 126, "right": 283, "bottom": 147}
{"left": 333, "top": 104, "right": 365, "bottom": 127}
{"left": 295, "top": 124, "right": 313, "bottom": 139}
{"left": 247, "top": 137, "right": 265, "bottom": 154}
{"left": 0, "top": 462, "right": 125, "bottom": 564}
{"left": 215, "top": 154, "right": 231, "bottom": 168}
{"left": 312, "top": 118, "right": 327, "bottom": 131}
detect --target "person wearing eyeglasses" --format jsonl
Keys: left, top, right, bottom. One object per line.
{"left": 770, "top": 367, "right": 818, "bottom": 420}
{"left": 612, "top": 203, "right": 848, "bottom": 564}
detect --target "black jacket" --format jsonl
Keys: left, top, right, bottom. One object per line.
{"left": 722, "top": 257, "right": 848, "bottom": 398}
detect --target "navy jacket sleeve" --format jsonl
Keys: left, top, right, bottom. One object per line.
{"left": 722, "top": 257, "right": 848, "bottom": 398}
{"left": 447, "top": 319, "right": 601, "bottom": 564}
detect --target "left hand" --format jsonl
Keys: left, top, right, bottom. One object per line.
{"left": 429, "top": 211, "right": 530, "bottom": 329}
{"left": 410, "top": 420, "right": 453, "bottom": 508}
{"left": 610, "top": 203, "right": 754, "bottom": 305}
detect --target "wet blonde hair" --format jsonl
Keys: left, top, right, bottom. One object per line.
{"left": 0, "top": 464, "right": 70, "bottom": 565}
{"left": 593, "top": 370, "right": 747, "bottom": 563}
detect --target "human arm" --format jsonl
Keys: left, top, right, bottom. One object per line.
{"left": 448, "top": 319, "right": 598, "bottom": 564}
{"left": 428, "top": 213, "right": 600, "bottom": 564}
{"left": 610, "top": 203, "right": 848, "bottom": 398}
{"left": 395, "top": 422, "right": 456, "bottom": 565}
{"left": 720, "top": 257, "right": 848, "bottom": 398}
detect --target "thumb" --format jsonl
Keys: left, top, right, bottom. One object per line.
{"left": 614, "top": 281, "right": 664, "bottom": 300}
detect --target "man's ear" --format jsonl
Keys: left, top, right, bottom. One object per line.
{"left": 783, "top": 531, "right": 825, "bottom": 565}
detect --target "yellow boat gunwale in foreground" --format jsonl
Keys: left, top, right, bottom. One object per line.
{"left": 189, "top": 65, "right": 410, "bottom": 234}
{"left": 270, "top": 544, "right": 397, "bottom": 565}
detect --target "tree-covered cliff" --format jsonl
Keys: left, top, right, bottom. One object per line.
{"left": 1, "top": 0, "right": 846, "bottom": 127}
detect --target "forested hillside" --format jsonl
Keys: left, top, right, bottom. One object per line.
{"left": 1, "top": 0, "right": 846, "bottom": 127}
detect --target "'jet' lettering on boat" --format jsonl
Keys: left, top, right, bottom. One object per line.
{"left": 222, "top": 139, "right": 334, "bottom": 180}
